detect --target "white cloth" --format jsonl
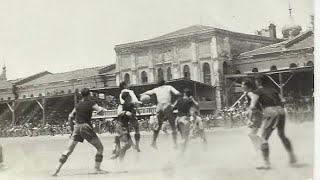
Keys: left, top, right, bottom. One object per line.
{"left": 119, "top": 89, "right": 139, "bottom": 105}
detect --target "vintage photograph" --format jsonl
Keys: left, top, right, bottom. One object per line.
{"left": 0, "top": 0, "right": 315, "bottom": 180}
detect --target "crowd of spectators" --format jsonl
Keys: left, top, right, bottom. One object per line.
{"left": 0, "top": 89, "right": 314, "bottom": 138}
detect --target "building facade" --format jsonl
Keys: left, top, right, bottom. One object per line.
{"left": 114, "top": 25, "right": 281, "bottom": 109}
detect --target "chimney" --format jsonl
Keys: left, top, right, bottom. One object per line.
{"left": 268, "top": 23, "right": 277, "bottom": 39}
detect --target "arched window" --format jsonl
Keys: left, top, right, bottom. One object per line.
{"left": 124, "top": 73, "right": 130, "bottom": 84}
{"left": 234, "top": 70, "right": 241, "bottom": 74}
{"left": 306, "top": 61, "right": 314, "bottom": 66}
{"left": 203, "top": 63, "right": 211, "bottom": 85}
{"left": 270, "top": 65, "right": 277, "bottom": 71}
{"left": 183, "top": 65, "right": 190, "bottom": 79}
{"left": 47, "top": 92, "right": 51, "bottom": 96}
{"left": 75, "top": 89, "right": 79, "bottom": 94}
{"left": 30, "top": 94, "right": 34, "bottom": 98}
{"left": 158, "top": 68, "right": 164, "bottom": 80}
{"left": 141, "top": 71, "right": 148, "bottom": 84}
{"left": 68, "top": 89, "right": 72, "bottom": 94}
{"left": 60, "top": 90, "right": 65, "bottom": 94}
{"left": 38, "top": 93, "right": 42, "bottom": 97}
{"left": 23, "top": 95, "right": 26, "bottom": 99}
{"left": 7, "top": 97, "right": 11, "bottom": 100}
{"left": 0, "top": 98, "right": 3, "bottom": 101}
{"left": 252, "top": 68, "right": 258, "bottom": 72}
{"left": 223, "top": 62, "right": 229, "bottom": 75}
{"left": 289, "top": 63, "right": 297, "bottom": 68}
{"left": 167, "top": 67, "right": 172, "bottom": 80}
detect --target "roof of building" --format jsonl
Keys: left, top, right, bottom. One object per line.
{"left": 239, "top": 30, "right": 314, "bottom": 58}
{"left": 150, "top": 25, "right": 215, "bottom": 41}
{"left": 0, "top": 80, "right": 13, "bottom": 89}
{"left": 115, "top": 25, "right": 281, "bottom": 49}
{"left": 19, "top": 65, "right": 115, "bottom": 87}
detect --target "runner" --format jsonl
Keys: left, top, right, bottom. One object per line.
{"left": 173, "top": 88, "right": 198, "bottom": 152}
{"left": 252, "top": 75, "right": 297, "bottom": 169}
{"left": 241, "top": 78, "right": 263, "bottom": 152}
{"left": 119, "top": 82, "right": 141, "bottom": 152}
{"left": 52, "top": 88, "right": 108, "bottom": 176}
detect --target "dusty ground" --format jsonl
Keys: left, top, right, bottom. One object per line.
{"left": 0, "top": 122, "right": 314, "bottom": 180}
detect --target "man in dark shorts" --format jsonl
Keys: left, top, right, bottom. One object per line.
{"left": 119, "top": 82, "right": 141, "bottom": 152}
{"left": 141, "top": 78, "right": 181, "bottom": 149}
{"left": 52, "top": 88, "right": 107, "bottom": 176}
{"left": 173, "top": 88, "right": 198, "bottom": 152}
{"left": 111, "top": 92, "right": 136, "bottom": 160}
{"left": 242, "top": 78, "right": 263, "bottom": 151}
{"left": 251, "top": 75, "right": 297, "bottom": 169}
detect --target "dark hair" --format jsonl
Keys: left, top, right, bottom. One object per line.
{"left": 80, "top": 88, "right": 90, "bottom": 97}
{"left": 184, "top": 88, "right": 192, "bottom": 97}
{"left": 157, "top": 78, "right": 165, "bottom": 86}
{"left": 255, "top": 75, "right": 268, "bottom": 86}
{"left": 242, "top": 78, "right": 254, "bottom": 89}
{"left": 121, "top": 92, "right": 131, "bottom": 101}
{"left": 119, "top": 82, "right": 127, "bottom": 91}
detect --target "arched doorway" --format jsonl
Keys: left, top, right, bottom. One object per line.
{"left": 203, "top": 63, "right": 211, "bottom": 85}
{"left": 183, "top": 65, "right": 190, "bottom": 79}
{"left": 124, "top": 73, "right": 130, "bottom": 84}
{"left": 141, "top": 71, "right": 148, "bottom": 84}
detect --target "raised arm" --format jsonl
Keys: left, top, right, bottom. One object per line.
{"left": 248, "top": 92, "right": 259, "bottom": 110}
{"left": 92, "top": 103, "right": 105, "bottom": 115}
{"left": 170, "top": 86, "right": 181, "bottom": 96}
{"left": 68, "top": 108, "right": 76, "bottom": 119}
{"left": 142, "top": 88, "right": 156, "bottom": 96}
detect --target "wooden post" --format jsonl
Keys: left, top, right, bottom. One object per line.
{"left": 279, "top": 73, "right": 284, "bottom": 98}
{"left": 194, "top": 82, "right": 197, "bottom": 99}
{"left": 42, "top": 98, "right": 46, "bottom": 126}
{"left": 7, "top": 102, "right": 15, "bottom": 125}
{"left": 12, "top": 102, "right": 15, "bottom": 125}
{"left": 74, "top": 93, "right": 77, "bottom": 107}
{"left": 225, "top": 77, "right": 229, "bottom": 107}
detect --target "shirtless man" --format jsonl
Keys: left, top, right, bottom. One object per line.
{"left": 141, "top": 78, "right": 181, "bottom": 149}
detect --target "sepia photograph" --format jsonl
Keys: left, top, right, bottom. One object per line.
{"left": 0, "top": 0, "right": 316, "bottom": 179}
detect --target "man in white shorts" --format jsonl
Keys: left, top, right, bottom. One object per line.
{"left": 141, "top": 79, "right": 181, "bottom": 149}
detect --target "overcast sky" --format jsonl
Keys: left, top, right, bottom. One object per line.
{"left": 0, "top": 0, "right": 313, "bottom": 80}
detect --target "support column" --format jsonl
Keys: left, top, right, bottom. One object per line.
{"left": 7, "top": 102, "right": 15, "bottom": 125}
{"left": 194, "top": 82, "right": 197, "bottom": 100}
{"left": 279, "top": 73, "right": 284, "bottom": 98}
{"left": 36, "top": 99, "right": 45, "bottom": 126}
{"left": 224, "top": 77, "right": 229, "bottom": 107}
{"left": 74, "top": 93, "right": 78, "bottom": 107}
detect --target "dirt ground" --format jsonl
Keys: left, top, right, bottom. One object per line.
{"left": 0, "top": 122, "right": 314, "bottom": 180}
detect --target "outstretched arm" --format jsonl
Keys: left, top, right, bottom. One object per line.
{"left": 142, "top": 88, "right": 156, "bottom": 96}
{"left": 170, "top": 86, "right": 181, "bottom": 96}
{"left": 92, "top": 103, "right": 105, "bottom": 115}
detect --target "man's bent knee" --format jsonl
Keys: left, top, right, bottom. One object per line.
{"left": 59, "top": 154, "right": 68, "bottom": 164}
{"left": 95, "top": 154, "right": 103, "bottom": 163}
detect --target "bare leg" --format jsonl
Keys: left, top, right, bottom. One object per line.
{"left": 52, "top": 140, "right": 78, "bottom": 176}
{"left": 151, "top": 118, "right": 163, "bottom": 149}
{"left": 248, "top": 128, "right": 262, "bottom": 152}
{"left": 88, "top": 138, "right": 106, "bottom": 172}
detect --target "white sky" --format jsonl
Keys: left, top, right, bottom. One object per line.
{"left": 0, "top": 0, "right": 313, "bottom": 80}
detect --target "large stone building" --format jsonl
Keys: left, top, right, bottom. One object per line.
{"left": 114, "top": 25, "right": 281, "bottom": 109}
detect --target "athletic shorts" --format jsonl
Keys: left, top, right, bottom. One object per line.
{"left": 249, "top": 109, "right": 263, "bottom": 129}
{"left": 262, "top": 106, "right": 286, "bottom": 130}
{"left": 72, "top": 123, "right": 98, "bottom": 143}
{"left": 156, "top": 103, "right": 174, "bottom": 121}
{"left": 176, "top": 116, "right": 191, "bottom": 132}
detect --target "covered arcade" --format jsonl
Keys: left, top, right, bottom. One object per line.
{"left": 224, "top": 66, "right": 314, "bottom": 107}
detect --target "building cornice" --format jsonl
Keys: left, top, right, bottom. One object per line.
{"left": 114, "top": 28, "right": 281, "bottom": 54}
